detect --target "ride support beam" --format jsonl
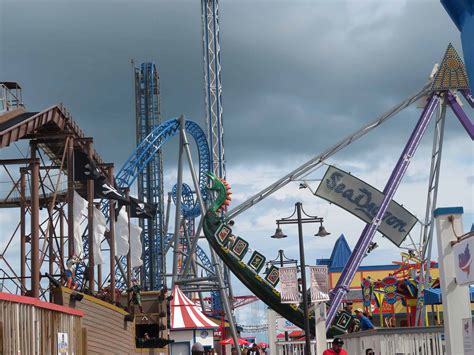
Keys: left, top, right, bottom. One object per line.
{"left": 179, "top": 118, "right": 240, "bottom": 354}
{"left": 20, "top": 168, "right": 26, "bottom": 295}
{"left": 326, "top": 94, "right": 440, "bottom": 328}
{"left": 30, "top": 142, "right": 40, "bottom": 298}
{"left": 415, "top": 101, "right": 447, "bottom": 325}
{"left": 171, "top": 115, "right": 185, "bottom": 288}
{"left": 447, "top": 91, "right": 474, "bottom": 140}
{"left": 225, "top": 84, "right": 431, "bottom": 221}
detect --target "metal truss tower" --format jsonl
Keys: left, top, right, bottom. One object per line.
{"left": 202, "top": 0, "right": 225, "bottom": 179}
{"left": 133, "top": 62, "right": 165, "bottom": 290}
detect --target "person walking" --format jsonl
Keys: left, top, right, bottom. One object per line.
{"left": 248, "top": 343, "right": 260, "bottom": 355}
{"left": 192, "top": 342, "right": 205, "bottom": 355}
{"left": 323, "top": 338, "right": 348, "bottom": 355}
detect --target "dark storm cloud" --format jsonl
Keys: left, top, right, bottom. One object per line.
{"left": 0, "top": 0, "right": 468, "bottom": 171}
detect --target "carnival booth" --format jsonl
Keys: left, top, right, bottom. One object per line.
{"left": 170, "top": 286, "right": 218, "bottom": 354}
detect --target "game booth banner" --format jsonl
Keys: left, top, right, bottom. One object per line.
{"left": 315, "top": 166, "right": 418, "bottom": 246}
{"left": 453, "top": 236, "right": 474, "bottom": 286}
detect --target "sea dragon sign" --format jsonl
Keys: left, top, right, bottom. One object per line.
{"left": 315, "top": 166, "right": 418, "bottom": 246}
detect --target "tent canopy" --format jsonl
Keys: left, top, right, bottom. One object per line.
{"left": 170, "top": 286, "right": 218, "bottom": 329}
{"left": 424, "top": 287, "right": 474, "bottom": 305}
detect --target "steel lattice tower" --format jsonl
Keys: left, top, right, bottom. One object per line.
{"left": 134, "top": 62, "right": 165, "bottom": 290}
{"left": 202, "top": 0, "right": 225, "bottom": 179}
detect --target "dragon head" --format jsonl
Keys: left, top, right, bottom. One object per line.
{"left": 207, "top": 173, "right": 232, "bottom": 213}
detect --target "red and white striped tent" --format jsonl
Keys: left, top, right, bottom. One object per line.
{"left": 170, "top": 286, "right": 218, "bottom": 329}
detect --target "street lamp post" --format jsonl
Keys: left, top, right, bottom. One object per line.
{"left": 268, "top": 250, "right": 297, "bottom": 342}
{"left": 271, "top": 202, "right": 330, "bottom": 355}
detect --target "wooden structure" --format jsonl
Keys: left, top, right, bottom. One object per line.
{"left": 0, "top": 82, "right": 172, "bottom": 353}
{"left": 0, "top": 83, "right": 119, "bottom": 302}
{"left": 0, "top": 291, "right": 83, "bottom": 354}
{"left": 54, "top": 287, "right": 169, "bottom": 354}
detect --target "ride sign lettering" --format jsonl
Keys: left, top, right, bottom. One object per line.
{"left": 315, "top": 166, "right": 418, "bottom": 246}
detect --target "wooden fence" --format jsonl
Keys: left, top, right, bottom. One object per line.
{"left": 0, "top": 292, "right": 83, "bottom": 354}
{"left": 339, "top": 326, "right": 445, "bottom": 355}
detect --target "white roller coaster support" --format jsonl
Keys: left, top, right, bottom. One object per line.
{"left": 225, "top": 83, "right": 431, "bottom": 221}
{"left": 180, "top": 117, "right": 241, "bottom": 353}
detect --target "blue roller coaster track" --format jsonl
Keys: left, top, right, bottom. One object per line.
{"left": 113, "top": 117, "right": 215, "bottom": 288}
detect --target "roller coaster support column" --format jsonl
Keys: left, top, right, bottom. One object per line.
{"left": 326, "top": 94, "right": 440, "bottom": 329}
{"left": 171, "top": 116, "right": 185, "bottom": 288}
{"left": 180, "top": 117, "right": 240, "bottom": 354}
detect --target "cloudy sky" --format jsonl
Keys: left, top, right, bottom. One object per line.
{"left": 1, "top": 0, "right": 473, "bottom": 314}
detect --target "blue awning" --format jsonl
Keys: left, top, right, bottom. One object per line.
{"left": 424, "top": 287, "right": 474, "bottom": 305}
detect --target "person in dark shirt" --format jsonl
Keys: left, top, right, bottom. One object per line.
{"left": 248, "top": 344, "right": 260, "bottom": 355}
{"left": 355, "top": 308, "right": 375, "bottom": 330}
{"left": 323, "top": 338, "right": 348, "bottom": 355}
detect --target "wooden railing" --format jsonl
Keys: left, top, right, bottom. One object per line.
{"left": 339, "top": 326, "right": 445, "bottom": 355}
{"left": 0, "top": 292, "right": 83, "bottom": 354}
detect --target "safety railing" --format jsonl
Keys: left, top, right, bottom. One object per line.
{"left": 339, "top": 326, "right": 445, "bottom": 355}
{"left": 274, "top": 340, "right": 333, "bottom": 354}
{"left": 0, "top": 82, "right": 23, "bottom": 112}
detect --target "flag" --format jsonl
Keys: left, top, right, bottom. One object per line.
{"left": 129, "top": 223, "right": 143, "bottom": 268}
{"left": 94, "top": 176, "right": 129, "bottom": 204}
{"left": 72, "top": 191, "right": 88, "bottom": 258}
{"left": 115, "top": 207, "right": 130, "bottom": 256}
{"left": 92, "top": 207, "right": 107, "bottom": 265}
{"left": 130, "top": 196, "right": 157, "bottom": 219}
{"left": 74, "top": 150, "right": 102, "bottom": 181}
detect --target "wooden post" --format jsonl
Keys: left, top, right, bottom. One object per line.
{"left": 59, "top": 207, "right": 65, "bottom": 276}
{"left": 20, "top": 168, "right": 26, "bottom": 295}
{"left": 49, "top": 205, "right": 54, "bottom": 301}
{"left": 108, "top": 165, "right": 116, "bottom": 303}
{"left": 67, "top": 137, "right": 75, "bottom": 258}
{"left": 86, "top": 142, "right": 95, "bottom": 292}
{"left": 30, "top": 142, "right": 40, "bottom": 298}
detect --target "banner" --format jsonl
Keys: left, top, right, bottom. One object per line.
{"left": 453, "top": 237, "right": 474, "bottom": 285}
{"left": 315, "top": 166, "right": 418, "bottom": 246}
{"left": 279, "top": 267, "right": 301, "bottom": 304}
{"left": 72, "top": 191, "right": 88, "bottom": 258}
{"left": 129, "top": 223, "right": 143, "bottom": 268}
{"left": 92, "top": 207, "right": 106, "bottom": 265}
{"left": 115, "top": 207, "right": 130, "bottom": 256}
{"left": 310, "top": 266, "right": 329, "bottom": 302}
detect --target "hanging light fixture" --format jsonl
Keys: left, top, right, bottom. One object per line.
{"left": 271, "top": 225, "right": 288, "bottom": 239}
{"left": 315, "top": 222, "right": 331, "bottom": 237}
